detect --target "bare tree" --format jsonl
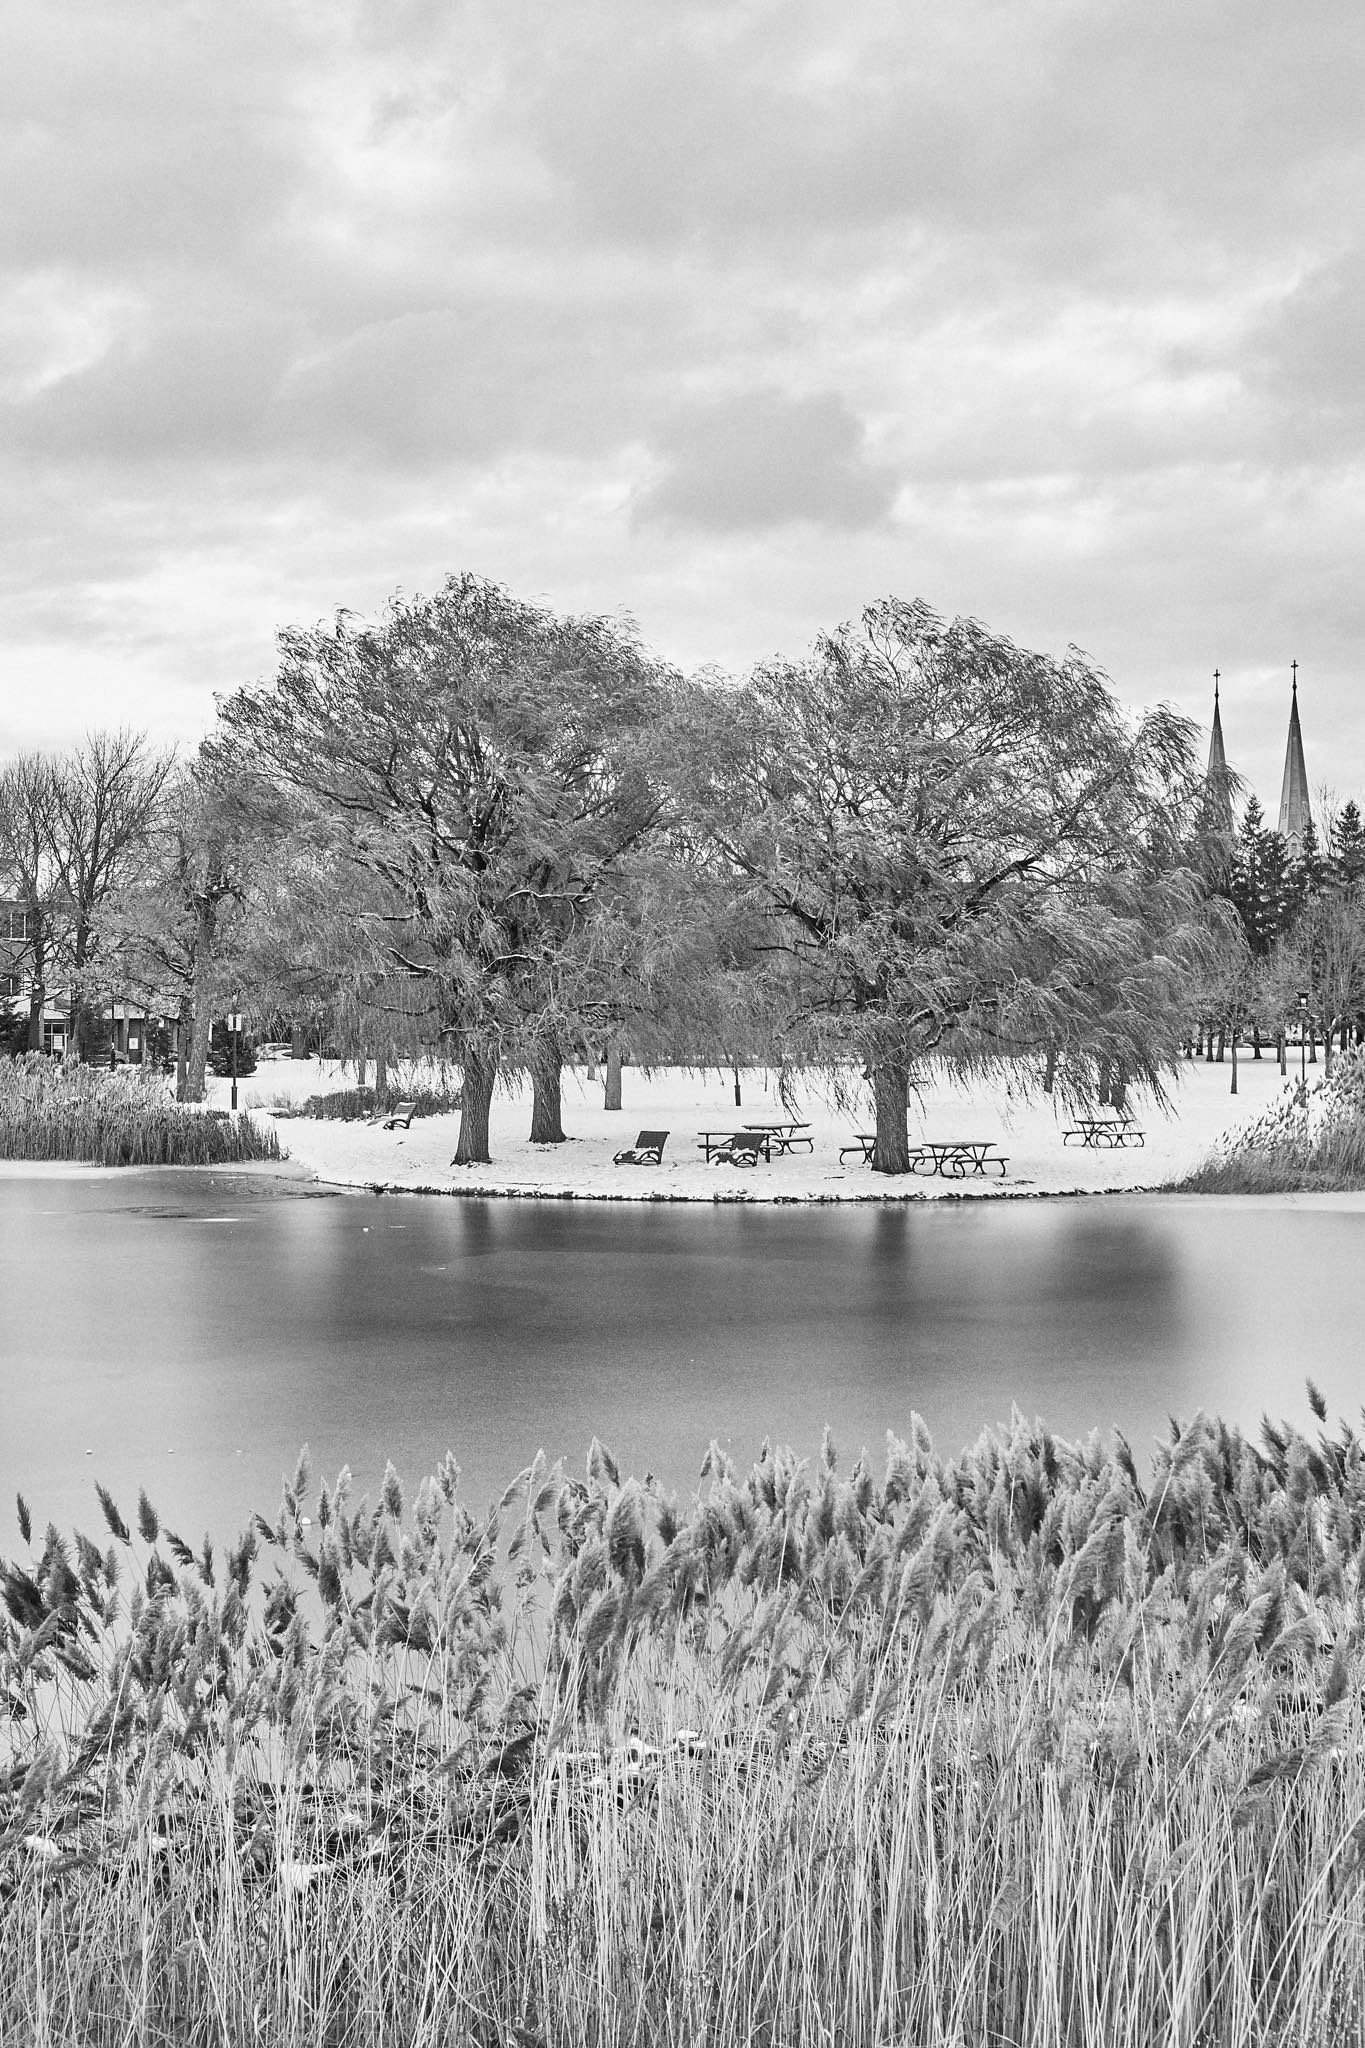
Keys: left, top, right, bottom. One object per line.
{"left": 48, "top": 730, "right": 175, "bottom": 1055}
{"left": 1279, "top": 884, "right": 1365, "bottom": 1079}
{"left": 94, "top": 757, "right": 252, "bottom": 1099}
{"left": 0, "top": 754, "right": 63, "bottom": 1050}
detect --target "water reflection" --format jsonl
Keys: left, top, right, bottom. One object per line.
{"left": 2, "top": 1172, "right": 1362, "bottom": 1546}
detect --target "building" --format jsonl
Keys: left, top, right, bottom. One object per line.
{"left": 1204, "top": 665, "right": 1313, "bottom": 853}
{"left": 0, "top": 900, "right": 170, "bottom": 1060}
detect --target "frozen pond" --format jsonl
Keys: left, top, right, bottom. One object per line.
{"left": 1, "top": 1167, "right": 1357, "bottom": 1545}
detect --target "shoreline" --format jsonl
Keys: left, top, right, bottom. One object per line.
{"left": 6, "top": 1056, "right": 1310, "bottom": 1201}
{"left": 4, "top": 1155, "right": 1361, "bottom": 1209}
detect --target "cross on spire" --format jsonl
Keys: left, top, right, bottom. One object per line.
{"left": 1291, "top": 658, "right": 1298, "bottom": 693}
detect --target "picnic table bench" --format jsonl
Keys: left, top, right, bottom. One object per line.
{"left": 911, "top": 1139, "right": 1008, "bottom": 1178}
{"left": 1063, "top": 1113, "right": 1145, "bottom": 1148}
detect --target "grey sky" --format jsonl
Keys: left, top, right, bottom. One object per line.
{"left": 3, "top": 0, "right": 1360, "bottom": 818}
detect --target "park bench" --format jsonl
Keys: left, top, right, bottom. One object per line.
{"left": 614, "top": 1129, "right": 669, "bottom": 1165}
{"left": 699, "top": 1130, "right": 770, "bottom": 1166}
{"left": 381, "top": 1100, "right": 417, "bottom": 1130}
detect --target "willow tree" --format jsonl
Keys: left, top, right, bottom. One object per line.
{"left": 689, "top": 599, "right": 1211, "bottom": 1173}
{"left": 212, "top": 575, "right": 671, "bottom": 1163}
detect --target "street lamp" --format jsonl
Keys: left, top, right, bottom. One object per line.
{"left": 1297, "top": 990, "right": 1310, "bottom": 1087}
{"left": 226, "top": 1008, "right": 242, "bottom": 1112}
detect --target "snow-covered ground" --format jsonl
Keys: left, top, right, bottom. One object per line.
{"left": 212, "top": 1052, "right": 1302, "bottom": 1203}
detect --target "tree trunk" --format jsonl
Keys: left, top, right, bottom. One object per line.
{"left": 1324, "top": 1020, "right": 1334, "bottom": 1080}
{"left": 182, "top": 897, "right": 218, "bottom": 1103}
{"left": 732, "top": 1062, "right": 743, "bottom": 1107}
{"left": 1215, "top": 1027, "right": 1225, "bottom": 1063}
{"left": 1205, "top": 1025, "right": 1214, "bottom": 1062}
{"left": 1277, "top": 1028, "right": 1286, "bottom": 1076}
{"left": 186, "top": 1003, "right": 212, "bottom": 1103}
{"left": 1230, "top": 1033, "right": 1238, "bottom": 1095}
{"left": 175, "top": 995, "right": 190, "bottom": 1101}
{"left": 357, "top": 1053, "right": 368, "bottom": 1091}
{"left": 1309, "top": 1023, "right": 1317, "bottom": 1065}
{"left": 1112, "top": 1064, "right": 1127, "bottom": 1114}
{"left": 871, "top": 1061, "right": 913, "bottom": 1174}
{"left": 1043, "top": 1046, "right": 1057, "bottom": 1093}
{"left": 453, "top": 1049, "right": 496, "bottom": 1164}
{"left": 603, "top": 1044, "right": 623, "bottom": 1112}
{"left": 1252, "top": 1023, "right": 1262, "bottom": 1059}
{"left": 375, "top": 1050, "right": 388, "bottom": 1097}
{"left": 1097, "top": 1056, "right": 1112, "bottom": 1106}
{"left": 530, "top": 1053, "right": 566, "bottom": 1143}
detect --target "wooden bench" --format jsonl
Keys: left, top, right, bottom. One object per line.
{"left": 699, "top": 1130, "right": 770, "bottom": 1164}
{"left": 381, "top": 1099, "right": 417, "bottom": 1130}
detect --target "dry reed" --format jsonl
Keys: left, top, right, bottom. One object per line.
{"left": 1172, "top": 1046, "right": 1365, "bottom": 1194}
{"left": 3, "top": 1400, "right": 1365, "bottom": 2045}
{"left": 0, "top": 1055, "right": 281, "bottom": 1167}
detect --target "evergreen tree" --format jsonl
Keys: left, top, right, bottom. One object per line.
{"left": 1229, "top": 798, "right": 1290, "bottom": 956}
{"left": 1285, "top": 815, "right": 1326, "bottom": 925}
{"left": 1330, "top": 800, "right": 1365, "bottom": 886}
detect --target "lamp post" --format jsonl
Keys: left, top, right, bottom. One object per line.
{"left": 227, "top": 1008, "right": 242, "bottom": 1112}
{"left": 1297, "top": 991, "right": 1309, "bottom": 1087}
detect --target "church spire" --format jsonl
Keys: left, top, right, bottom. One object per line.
{"left": 1204, "top": 669, "right": 1233, "bottom": 836}
{"left": 1277, "top": 660, "right": 1311, "bottom": 849}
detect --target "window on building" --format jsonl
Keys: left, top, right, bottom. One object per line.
{"left": 6, "top": 909, "right": 29, "bottom": 942}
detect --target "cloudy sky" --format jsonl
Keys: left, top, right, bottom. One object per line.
{"left": 4, "top": 0, "right": 1361, "bottom": 818}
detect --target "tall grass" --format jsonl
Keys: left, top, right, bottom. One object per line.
{"left": 0, "top": 1054, "right": 281, "bottom": 1167}
{"left": 1173, "top": 1045, "right": 1365, "bottom": 1193}
{"left": 5, "top": 1395, "right": 1365, "bottom": 2043}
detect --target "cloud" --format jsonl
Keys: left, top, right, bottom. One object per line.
{"left": 634, "top": 388, "right": 897, "bottom": 532}
{"left": 1248, "top": 249, "right": 1365, "bottom": 456}
{"left": 1, "top": 0, "right": 1363, "bottom": 810}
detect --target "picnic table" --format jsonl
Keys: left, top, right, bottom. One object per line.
{"left": 839, "top": 1135, "right": 1008, "bottom": 1176}
{"left": 1063, "top": 1113, "right": 1145, "bottom": 1148}
{"left": 911, "top": 1139, "right": 1008, "bottom": 1178}
{"left": 733, "top": 1120, "right": 814, "bottom": 1154}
